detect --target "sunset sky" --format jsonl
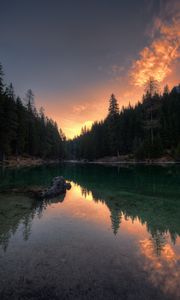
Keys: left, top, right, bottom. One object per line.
{"left": 0, "top": 0, "right": 180, "bottom": 138}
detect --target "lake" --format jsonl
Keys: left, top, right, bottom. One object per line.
{"left": 0, "top": 163, "right": 180, "bottom": 300}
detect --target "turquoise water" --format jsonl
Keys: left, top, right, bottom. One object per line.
{"left": 0, "top": 163, "right": 180, "bottom": 299}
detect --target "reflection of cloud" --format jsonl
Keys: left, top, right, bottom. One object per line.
{"left": 140, "top": 236, "right": 180, "bottom": 299}
{"left": 131, "top": 1, "right": 180, "bottom": 86}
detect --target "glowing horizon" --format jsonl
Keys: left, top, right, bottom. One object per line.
{"left": 37, "top": 72, "right": 180, "bottom": 139}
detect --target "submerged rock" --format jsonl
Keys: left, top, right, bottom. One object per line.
{"left": 41, "top": 176, "right": 71, "bottom": 199}
{"left": 0, "top": 176, "right": 71, "bottom": 200}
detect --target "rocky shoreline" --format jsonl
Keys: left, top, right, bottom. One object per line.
{"left": 0, "top": 155, "right": 179, "bottom": 168}
{"left": 64, "top": 155, "right": 177, "bottom": 165}
{"left": 0, "top": 156, "right": 61, "bottom": 168}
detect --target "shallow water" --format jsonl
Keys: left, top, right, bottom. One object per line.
{"left": 0, "top": 163, "right": 180, "bottom": 300}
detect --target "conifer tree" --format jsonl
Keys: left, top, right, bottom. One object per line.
{"left": 143, "top": 77, "right": 161, "bottom": 145}
{"left": 108, "top": 93, "right": 119, "bottom": 118}
{"left": 107, "top": 94, "right": 120, "bottom": 155}
{"left": 0, "top": 63, "right": 64, "bottom": 160}
{"left": 0, "top": 63, "right": 4, "bottom": 95}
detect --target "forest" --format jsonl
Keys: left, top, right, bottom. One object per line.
{"left": 0, "top": 63, "right": 64, "bottom": 161}
{"left": 1, "top": 62, "right": 180, "bottom": 162}
{"left": 66, "top": 80, "right": 180, "bottom": 161}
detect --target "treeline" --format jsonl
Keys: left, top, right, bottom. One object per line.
{"left": 1, "top": 61, "right": 180, "bottom": 162}
{"left": 66, "top": 78, "right": 180, "bottom": 160}
{"left": 0, "top": 63, "right": 64, "bottom": 161}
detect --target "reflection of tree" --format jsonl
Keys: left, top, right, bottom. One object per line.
{"left": 22, "top": 215, "right": 32, "bottom": 241}
{"left": 1, "top": 163, "right": 180, "bottom": 249}
{"left": 110, "top": 209, "right": 122, "bottom": 235}
{"left": 78, "top": 179, "right": 180, "bottom": 240}
{"left": 68, "top": 164, "right": 180, "bottom": 242}
{"left": 0, "top": 232, "right": 10, "bottom": 252}
{"left": 170, "top": 232, "right": 178, "bottom": 245}
{"left": 79, "top": 187, "right": 180, "bottom": 240}
{"left": 0, "top": 192, "right": 66, "bottom": 252}
{"left": 0, "top": 195, "right": 36, "bottom": 251}
{"left": 150, "top": 231, "right": 166, "bottom": 256}
{"left": 81, "top": 187, "right": 90, "bottom": 199}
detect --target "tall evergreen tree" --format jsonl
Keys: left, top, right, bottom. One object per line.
{"left": 108, "top": 94, "right": 119, "bottom": 118}
{"left": 107, "top": 94, "right": 120, "bottom": 155}
{"left": 16, "top": 97, "right": 27, "bottom": 155}
{"left": 0, "top": 63, "right": 4, "bottom": 95}
{"left": 143, "top": 78, "right": 161, "bottom": 146}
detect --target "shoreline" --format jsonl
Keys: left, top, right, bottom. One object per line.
{"left": 0, "top": 156, "right": 61, "bottom": 168}
{"left": 0, "top": 156, "right": 179, "bottom": 168}
{"left": 63, "top": 159, "right": 178, "bottom": 166}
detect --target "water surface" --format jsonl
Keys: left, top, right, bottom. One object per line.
{"left": 0, "top": 163, "right": 180, "bottom": 300}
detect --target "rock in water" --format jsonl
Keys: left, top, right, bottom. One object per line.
{"left": 42, "top": 176, "right": 71, "bottom": 199}
{"left": 0, "top": 177, "right": 71, "bottom": 200}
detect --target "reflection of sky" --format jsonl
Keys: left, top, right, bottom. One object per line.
{"left": 0, "top": 181, "right": 180, "bottom": 299}
{"left": 52, "top": 182, "right": 180, "bottom": 299}
{"left": 1, "top": 0, "right": 180, "bottom": 137}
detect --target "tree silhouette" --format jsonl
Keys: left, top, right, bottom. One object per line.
{"left": 0, "top": 63, "right": 4, "bottom": 95}
{"left": 0, "top": 62, "right": 64, "bottom": 160}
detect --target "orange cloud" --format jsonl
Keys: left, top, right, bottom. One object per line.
{"left": 131, "top": 3, "right": 180, "bottom": 86}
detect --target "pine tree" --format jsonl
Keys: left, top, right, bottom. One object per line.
{"left": 0, "top": 96, "right": 6, "bottom": 161}
{"left": 0, "top": 64, "right": 64, "bottom": 160}
{"left": 0, "top": 63, "right": 4, "bottom": 95}
{"left": 25, "top": 89, "right": 34, "bottom": 110}
{"left": 144, "top": 76, "right": 159, "bottom": 97}
{"left": 16, "top": 97, "right": 27, "bottom": 155}
{"left": 5, "top": 83, "right": 15, "bottom": 99}
{"left": 107, "top": 94, "right": 120, "bottom": 156}
{"left": 143, "top": 77, "right": 161, "bottom": 146}
{"left": 163, "top": 85, "right": 169, "bottom": 96}
{"left": 108, "top": 94, "right": 119, "bottom": 118}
